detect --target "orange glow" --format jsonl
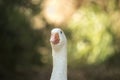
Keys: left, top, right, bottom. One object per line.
{"left": 43, "top": 0, "right": 76, "bottom": 25}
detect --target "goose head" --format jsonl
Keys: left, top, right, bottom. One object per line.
{"left": 50, "top": 28, "right": 67, "bottom": 50}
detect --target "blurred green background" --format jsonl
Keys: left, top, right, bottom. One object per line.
{"left": 0, "top": 0, "right": 120, "bottom": 80}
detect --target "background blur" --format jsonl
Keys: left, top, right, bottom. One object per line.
{"left": 0, "top": 0, "right": 120, "bottom": 80}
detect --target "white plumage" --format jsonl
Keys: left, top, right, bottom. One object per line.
{"left": 50, "top": 28, "right": 67, "bottom": 80}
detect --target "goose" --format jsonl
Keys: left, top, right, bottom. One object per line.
{"left": 50, "top": 28, "right": 67, "bottom": 80}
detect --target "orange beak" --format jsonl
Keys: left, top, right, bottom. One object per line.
{"left": 50, "top": 33, "right": 60, "bottom": 45}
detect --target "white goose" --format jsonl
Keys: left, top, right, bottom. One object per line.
{"left": 50, "top": 28, "right": 67, "bottom": 80}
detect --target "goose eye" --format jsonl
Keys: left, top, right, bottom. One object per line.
{"left": 60, "top": 31, "right": 62, "bottom": 34}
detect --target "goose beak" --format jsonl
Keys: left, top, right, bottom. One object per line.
{"left": 50, "top": 33, "right": 60, "bottom": 45}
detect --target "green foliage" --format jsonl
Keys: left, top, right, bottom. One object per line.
{"left": 67, "top": 6, "right": 115, "bottom": 65}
